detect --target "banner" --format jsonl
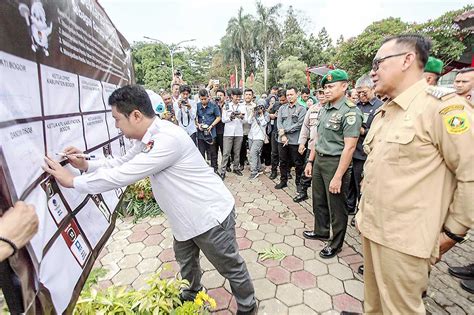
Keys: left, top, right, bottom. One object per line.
{"left": 0, "top": 0, "right": 134, "bottom": 313}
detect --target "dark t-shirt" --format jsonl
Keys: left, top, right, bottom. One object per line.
{"left": 353, "top": 97, "right": 383, "bottom": 160}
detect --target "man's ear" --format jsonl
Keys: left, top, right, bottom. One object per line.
{"left": 402, "top": 52, "right": 417, "bottom": 71}
{"left": 131, "top": 110, "right": 143, "bottom": 122}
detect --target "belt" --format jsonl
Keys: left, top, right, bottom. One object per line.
{"left": 317, "top": 152, "right": 340, "bottom": 157}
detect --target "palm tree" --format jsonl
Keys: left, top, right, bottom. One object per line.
{"left": 221, "top": 34, "right": 241, "bottom": 88}
{"left": 227, "top": 7, "right": 253, "bottom": 89}
{"left": 255, "top": 1, "right": 282, "bottom": 92}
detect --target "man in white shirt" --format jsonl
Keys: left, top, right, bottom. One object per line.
{"left": 173, "top": 85, "right": 198, "bottom": 145}
{"left": 43, "top": 85, "right": 256, "bottom": 315}
{"left": 247, "top": 99, "right": 269, "bottom": 179}
{"left": 219, "top": 88, "right": 247, "bottom": 180}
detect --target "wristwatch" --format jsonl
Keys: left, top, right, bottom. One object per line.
{"left": 443, "top": 228, "right": 468, "bottom": 244}
{"left": 307, "top": 160, "right": 314, "bottom": 164}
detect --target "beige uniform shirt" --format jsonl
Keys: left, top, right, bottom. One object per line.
{"left": 356, "top": 79, "right": 474, "bottom": 259}
{"left": 298, "top": 104, "right": 322, "bottom": 148}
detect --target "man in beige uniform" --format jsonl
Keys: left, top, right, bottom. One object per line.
{"left": 356, "top": 34, "right": 474, "bottom": 313}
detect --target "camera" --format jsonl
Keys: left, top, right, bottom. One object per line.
{"left": 214, "top": 96, "right": 221, "bottom": 103}
{"left": 180, "top": 99, "right": 187, "bottom": 106}
{"left": 175, "top": 69, "right": 182, "bottom": 77}
{"left": 201, "top": 123, "right": 210, "bottom": 136}
{"left": 231, "top": 110, "right": 241, "bottom": 120}
{"left": 256, "top": 104, "right": 265, "bottom": 112}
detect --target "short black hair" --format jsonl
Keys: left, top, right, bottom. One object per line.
{"left": 457, "top": 67, "right": 474, "bottom": 75}
{"left": 108, "top": 85, "right": 155, "bottom": 118}
{"left": 382, "top": 34, "right": 431, "bottom": 69}
{"left": 198, "top": 89, "right": 209, "bottom": 97}
{"left": 277, "top": 89, "right": 287, "bottom": 98}
{"left": 244, "top": 88, "right": 254, "bottom": 95}
{"left": 231, "top": 88, "right": 242, "bottom": 96}
{"left": 301, "top": 87, "right": 310, "bottom": 94}
{"left": 179, "top": 85, "right": 192, "bottom": 94}
{"left": 287, "top": 86, "right": 298, "bottom": 93}
{"left": 216, "top": 88, "right": 226, "bottom": 95}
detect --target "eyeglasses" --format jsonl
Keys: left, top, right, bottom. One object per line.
{"left": 372, "top": 52, "right": 409, "bottom": 72}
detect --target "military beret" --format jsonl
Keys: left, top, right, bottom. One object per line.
{"left": 321, "top": 69, "right": 349, "bottom": 87}
{"left": 424, "top": 56, "right": 443, "bottom": 75}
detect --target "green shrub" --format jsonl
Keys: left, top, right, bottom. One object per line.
{"left": 118, "top": 177, "right": 162, "bottom": 223}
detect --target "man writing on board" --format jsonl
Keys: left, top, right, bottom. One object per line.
{"left": 42, "top": 85, "right": 256, "bottom": 315}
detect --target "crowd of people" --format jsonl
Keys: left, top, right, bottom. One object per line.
{"left": 1, "top": 34, "right": 473, "bottom": 314}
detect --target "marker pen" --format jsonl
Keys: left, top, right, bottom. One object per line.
{"left": 56, "top": 153, "right": 97, "bottom": 159}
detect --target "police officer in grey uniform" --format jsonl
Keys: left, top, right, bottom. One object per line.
{"left": 304, "top": 70, "right": 363, "bottom": 258}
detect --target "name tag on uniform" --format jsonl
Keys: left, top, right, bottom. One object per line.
{"left": 363, "top": 113, "right": 370, "bottom": 124}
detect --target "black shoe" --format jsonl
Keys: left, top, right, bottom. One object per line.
{"left": 236, "top": 303, "right": 257, "bottom": 315}
{"left": 269, "top": 172, "right": 278, "bottom": 180}
{"left": 319, "top": 246, "right": 341, "bottom": 259}
{"left": 220, "top": 172, "right": 226, "bottom": 180}
{"left": 274, "top": 181, "right": 287, "bottom": 189}
{"left": 460, "top": 279, "right": 474, "bottom": 294}
{"left": 340, "top": 312, "right": 361, "bottom": 315}
{"left": 350, "top": 217, "right": 356, "bottom": 227}
{"left": 179, "top": 292, "right": 197, "bottom": 303}
{"left": 233, "top": 169, "right": 243, "bottom": 176}
{"left": 448, "top": 264, "right": 474, "bottom": 280}
{"left": 358, "top": 265, "right": 364, "bottom": 275}
{"left": 303, "top": 231, "right": 330, "bottom": 241}
{"left": 293, "top": 191, "right": 308, "bottom": 202}
{"left": 226, "top": 166, "right": 232, "bottom": 172}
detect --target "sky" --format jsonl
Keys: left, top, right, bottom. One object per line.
{"left": 99, "top": 0, "right": 471, "bottom": 48}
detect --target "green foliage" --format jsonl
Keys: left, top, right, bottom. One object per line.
{"left": 258, "top": 246, "right": 287, "bottom": 261}
{"left": 118, "top": 177, "right": 162, "bottom": 223}
{"left": 277, "top": 56, "right": 307, "bottom": 87}
{"left": 74, "top": 267, "right": 191, "bottom": 315}
{"left": 333, "top": 17, "right": 410, "bottom": 81}
{"left": 411, "top": 5, "right": 473, "bottom": 66}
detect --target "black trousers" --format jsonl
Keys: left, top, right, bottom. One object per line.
{"left": 270, "top": 132, "right": 279, "bottom": 172}
{"left": 278, "top": 143, "right": 304, "bottom": 186}
{"left": 240, "top": 135, "right": 248, "bottom": 167}
{"left": 261, "top": 142, "right": 271, "bottom": 166}
{"left": 347, "top": 158, "right": 365, "bottom": 213}
{"left": 216, "top": 133, "right": 224, "bottom": 158}
{"left": 298, "top": 143, "right": 312, "bottom": 192}
{"left": 198, "top": 138, "right": 218, "bottom": 170}
{"left": 312, "top": 154, "right": 351, "bottom": 250}
{"left": 190, "top": 132, "right": 197, "bottom": 146}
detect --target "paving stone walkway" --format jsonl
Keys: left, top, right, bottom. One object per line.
{"left": 95, "top": 169, "right": 473, "bottom": 314}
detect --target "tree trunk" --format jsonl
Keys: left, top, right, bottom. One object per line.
{"left": 240, "top": 48, "right": 245, "bottom": 90}
{"left": 234, "top": 64, "right": 238, "bottom": 88}
{"left": 264, "top": 46, "right": 268, "bottom": 93}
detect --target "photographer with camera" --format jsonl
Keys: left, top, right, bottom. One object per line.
{"left": 219, "top": 88, "right": 247, "bottom": 180}
{"left": 173, "top": 85, "right": 198, "bottom": 145}
{"left": 247, "top": 99, "right": 270, "bottom": 180}
{"left": 214, "top": 89, "right": 227, "bottom": 158}
{"left": 196, "top": 89, "right": 221, "bottom": 173}
{"left": 268, "top": 90, "right": 285, "bottom": 179}
{"left": 240, "top": 89, "right": 256, "bottom": 170}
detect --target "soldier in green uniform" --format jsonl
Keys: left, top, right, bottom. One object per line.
{"left": 423, "top": 56, "right": 444, "bottom": 86}
{"left": 303, "top": 69, "right": 363, "bottom": 258}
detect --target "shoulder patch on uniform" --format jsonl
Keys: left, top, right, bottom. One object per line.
{"left": 444, "top": 113, "right": 470, "bottom": 135}
{"left": 425, "top": 86, "right": 456, "bottom": 100}
{"left": 142, "top": 140, "right": 155, "bottom": 153}
{"left": 439, "top": 105, "right": 465, "bottom": 115}
{"left": 346, "top": 116, "right": 356, "bottom": 125}
{"left": 344, "top": 112, "right": 356, "bottom": 117}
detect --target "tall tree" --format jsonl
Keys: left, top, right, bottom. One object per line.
{"left": 277, "top": 56, "right": 307, "bottom": 87}
{"left": 227, "top": 7, "right": 253, "bottom": 89}
{"left": 255, "top": 1, "right": 282, "bottom": 92}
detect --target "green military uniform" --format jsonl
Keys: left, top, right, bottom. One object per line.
{"left": 312, "top": 69, "right": 363, "bottom": 254}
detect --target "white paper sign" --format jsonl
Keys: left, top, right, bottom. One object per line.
{"left": 0, "top": 51, "right": 42, "bottom": 122}
{"left": 79, "top": 76, "right": 103, "bottom": 112}
{"left": 75, "top": 199, "right": 109, "bottom": 249}
{"left": 45, "top": 116, "right": 85, "bottom": 160}
{"left": 83, "top": 113, "right": 109, "bottom": 149}
{"left": 41, "top": 65, "right": 79, "bottom": 116}
{"left": 0, "top": 121, "right": 45, "bottom": 196}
